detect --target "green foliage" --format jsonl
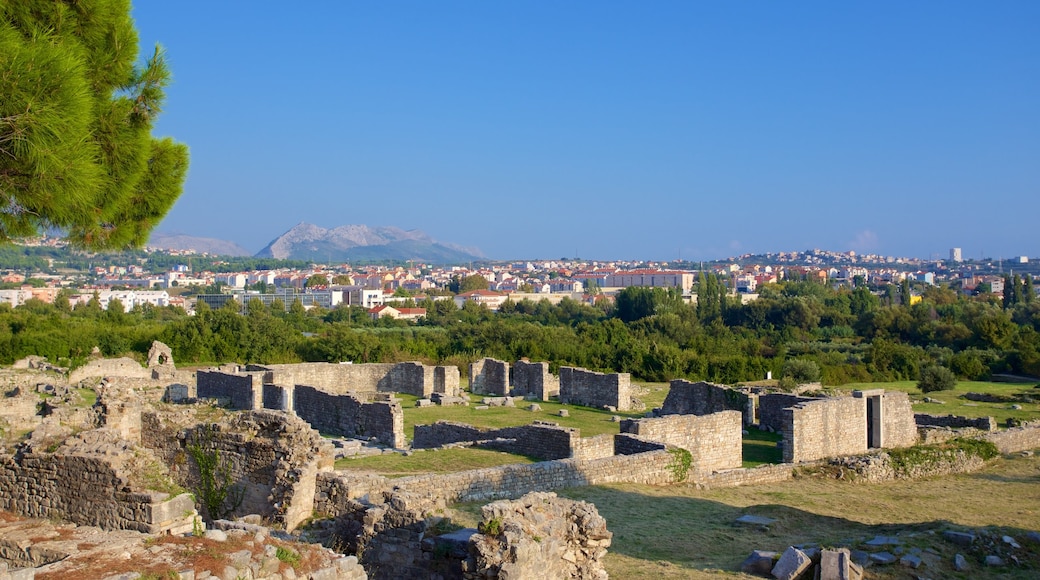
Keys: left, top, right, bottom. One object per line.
{"left": 887, "top": 438, "right": 999, "bottom": 477}
{"left": 0, "top": 0, "right": 188, "bottom": 249}
{"left": 918, "top": 365, "right": 957, "bottom": 393}
{"left": 479, "top": 517, "right": 503, "bottom": 537}
{"left": 186, "top": 427, "right": 244, "bottom": 521}
{"left": 275, "top": 546, "right": 301, "bottom": 567}
{"left": 667, "top": 447, "right": 692, "bottom": 482}
{"left": 781, "top": 358, "right": 821, "bottom": 384}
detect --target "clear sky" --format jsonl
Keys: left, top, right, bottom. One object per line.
{"left": 132, "top": 1, "right": 1039, "bottom": 262}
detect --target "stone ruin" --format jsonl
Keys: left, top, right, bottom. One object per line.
{"left": 470, "top": 357, "right": 509, "bottom": 396}
{"left": 559, "top": 366, "right": 638, "bottom": 411}
{"left": 512, "top": 359, "right": 560, "bottom": 401}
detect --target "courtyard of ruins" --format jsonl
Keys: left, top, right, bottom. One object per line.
{"left": 1, "top": 347, "right": 1038, "bottom": 579}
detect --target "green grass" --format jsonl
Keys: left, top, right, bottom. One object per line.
{"left": 551, "top": 452, "right": 1040, "bottom": 579}
{"left": 335, "top": 447, "right": 538, "bottom": 476}
{"left": 841, "top": 380, "right": 1040, "bottom": 425}
{"left": 395, "top": 392, "right": 647, "bottom": 441}
{"left": 741, "top": 427, "right": 782, "bottom": 467}
{"left": 76, "top": 387, "right": 98, "bottom": 408}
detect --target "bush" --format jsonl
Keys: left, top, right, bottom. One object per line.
{"left": 918, "top": 365, "right": 957, "bottom": 393}
{"left": 781, "top": 358, "right": 821, "bottom": 384}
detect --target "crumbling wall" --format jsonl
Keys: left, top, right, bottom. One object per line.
{"left": 196, "top": 370, "right": 263, "bottom": 410}
{"left": 620, "top": 411, "right": 742, "bottom": 475}
{"left": 467, "top": 492, "right": 612, "bottom": 579}
{"left": 512, "top": 360, "right": 559, "bottom": 401}
{"left": 915, "top": 414, "right": 997, "bottom": 430}
{"left": 68, "top": 357, "right": 150, "bottom": 384}
{"left": 262, "top": 383, "right": 293, "bottom": 411}
{"left": 758, "top": 393, "right": 818, "bottom": 432}
{"left": 142, "top": 410, "right": 333, "bottom": 530}
{"left": 660, "top": 379, "right": 748, "bottom": 420}
{"left": 434, "top": 365, "right": 461, "bottom": 396}
{"left": 469, "top": 358, "right": 509, "bottom": 396}
{"left": 0, "top": 431, "right": 195, "bottom": 534}
{"left": 294, "top": 385, "right": 405, "bottom": 448}
{"left": 412, "top": 420, "right": 579, "bottom": 460}
{"left": 782, "top": 398, "right": 866, "bottom": 463}
{"left": 558, "top": 366, "right": 633, "bottom": 411}
{"left": 0, "top": 387, "right": 41, "bottom": 436}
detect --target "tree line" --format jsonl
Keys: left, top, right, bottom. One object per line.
{"left": 1, "top": 275, "right": 1037, "bottom": 385}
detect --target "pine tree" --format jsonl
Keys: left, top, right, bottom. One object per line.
{"left": 0, "top": 0, "right": 188, "bottom": 249}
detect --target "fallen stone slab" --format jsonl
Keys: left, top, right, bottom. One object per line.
{"left": 869, "top": 552, "right": 897, "bottom": 565}
{"left": 1003, "top": 535, "right": 1021, "bottom": 548}
{"left": 864, "top": 535, "right": 901, "bottom": 547}
{"left": 736, "top": 515, "right": 777, "bottom": 527}
{"left": 985, "top": 555, "right": 1005, "bottom": 567}
{"left": 899, "top": 554, "right": 921, "bottom": 569}
{"left": 740, "top": 550, "right": 777, "bottom": 575}
{"left": 942, "top": 530, "right": 975, "bottom": 546}
{"left": 954, "top": 553, "right": 970, "bottom": 571}
{"left": 849, "top": 550, "right": 870, "bottom": 568}
{"left": 528, "top": 403, "right": 542, "bottom": 411}
{"left": 771, "top": 546, "right": 812, "bottom": 580}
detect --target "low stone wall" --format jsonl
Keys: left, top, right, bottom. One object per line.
{"left": 412, "top": 420, "right": 578, "bottom": 460}
{"left": 512, "top": 360, "right": 559, "bottom": 401}
{"left": 613, "top": 434, "right": 667, "bottom": 455}
{"left": 661, "top": 380, "right": 748, "bottom": 421}
{"left": 0, "top": 388, "right": 41, "bottom": 434}
{"left": 915, "top": 413, "right": 997, "bottom": 431}
{"left": 469, "top": 358, "right": 509, "bottom": 396}
{"left": 196, "top": 370, "right": 262, "bottom": 410}
{"left": 559, "top": 366, "right": 633, "bottom": 411}
{"left": 69, "top": 357, "right": 151, "bottom": 383}
{"left": 0, "top": 437, "right": 194, "bottom": 534}
{"left": 783, "top": 397, "right": 867, "bottom": 463}
{"left": 758, "top": 393, "right": 818, "bottom": 432}
{"left": 294, "top": 385, "right": 405, "bottom": 448}
{"left": 315, "top": 449, "right": 679, "bottom": 516}
{"left": 620, "top": 411, "right": 742, "bottom": 475}
{"left": 983, "top": 423, "right": 1040, "bottom": 453}
{"left": 697, "top": 463, "right": 796, "bottom": 488}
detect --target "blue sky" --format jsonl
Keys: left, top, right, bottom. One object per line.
{"left": 133, "top": 1, "right": 1039, "bottom": 261}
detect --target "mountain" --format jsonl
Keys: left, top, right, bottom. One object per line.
{"left": 255, "top": 223, "right": 485, "bottom": 263}
{"left": 148, "top": 233, "right": 253, "bottom": 256}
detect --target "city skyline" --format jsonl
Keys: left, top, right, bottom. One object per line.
{"left": 133, "top": 2, "right": 1039, "bottom": 261}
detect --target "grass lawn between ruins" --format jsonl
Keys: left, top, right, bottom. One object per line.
{"left": 328, "top": 379, "right": 1040, "bottom": 577}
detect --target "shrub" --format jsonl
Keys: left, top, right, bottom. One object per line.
{"left": 781, "top": 358, "right": 821, "bottom": 384}
{"left": 918, "top": 365, "right": 957, "bottom": 393}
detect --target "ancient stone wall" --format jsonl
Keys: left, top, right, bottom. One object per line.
{"left": 142, "top": 410, "right": 333, "bottom": 531}
{"left": 880, "top": 391, "right": 918, "bottom": 448}
{"left": 262, "top": 383, "right": 293, "bottom": 411}
{"left": 572, "top": 433, "right": 616, "bottom": 460}
{"left": 512, "top": 360, "right": 559, "bottom": 401}
{"left": 434, "top": 365, "right": 461, "bottom": 396}
{"left": 68, "top": 358, "right": 151, "bottom": 384}
{"left": 758, "top": 393, "right": 818, "bottom": 432}
{"left": 558, "top": 366, "right": 633, "bottom": 411}
{"left": 782, "top": 398, "right": 866, "bottom": 463}
{"left": 0, "top": 434, "right": 194, "bottom": 534}
{"left": 469, "top": 358, "right": 509, "bottom": 396}
{"left": 315, "top": 449, "right": 679, "bottom": 516}
{"left": 294, "top": 385, "right": 405, "bottom": 448}
{"left": 196, "top": 370, "right": 262, "bottom": 410}
{"left": 613, "top": 434, "right": 667, "bottom": 455}
{"left": 0, "top": 387, "right": 41, "bottom": 435}
{"left": 412, "top": 420, "right": 579, "bottom": 460}
{"left": 250, "top": 361, "right": 435, "bottom": 397}
{"left": 983, "top": 422, "right": 1040, "bottom": 453}
{"left": 660, "top": 380, "right": 748, "bottom": 420}
{"left": 915, "top": 414, "right": 997, "bottom": 430}
{"left": 620, "top": 411, "right": 742, "bottom": 475}
{"left": 697, "top": 463, "right": 796, "bottom": 488}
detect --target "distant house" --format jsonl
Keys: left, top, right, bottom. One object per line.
{"left": 453, "top": 289, "right": 509, "bottom": 311}
{"left": 368, "top": 305, "right": 426, "bottom": 321}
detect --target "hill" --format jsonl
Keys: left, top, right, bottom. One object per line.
{"left": 255, "top": 223, "right": 484, "bottom": 263}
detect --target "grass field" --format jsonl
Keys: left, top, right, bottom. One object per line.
{"left": 841, "top": 380, "right": 1040, "bottom": 425}
{"left": 440, "top": 453, "right": 1040, "bottom": 579}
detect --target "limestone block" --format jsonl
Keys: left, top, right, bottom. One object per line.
{"left": 741, "top": 550, "right": 777, "bottom": 575}
{"left": 771, "top": 546, "right": 812, "bottom": 580}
